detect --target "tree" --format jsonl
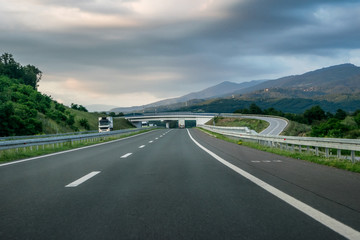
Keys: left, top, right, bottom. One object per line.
{"left": 311, "top": 118, "right": 349, "bottom": 138}
{"left": 0, "top": 53, "right": 42, "bottom": 89}
{"left": 77, "top": 105, "right": 88, "bottom": 112}
{"left": 22, "top": 64, "right": 42, "bottom": 89}
{"left": 249, "top": 103, "right": 263, "bottom": 114}
{"left": 70, "top": 103, "right": 88, "bottom": 112}
{"left": 0, "top": 102, "right": 15, "bottom": 136}
{"left": 71, "top": 103, "right": 79, "bottom": 110}
{"left": 334, "top": 109, "right": 347, "bottom": 120}
{"left": 303, "top": 105, "right": 326, "bottom": 124}
{"left": 79, "top": 118, "right": 90, "bottom": 130}
{"left": 0, "top": 53, "right": 23, "bottom": 79}
{"left": 354, "top": 112, "right": 360, "bottom": 127}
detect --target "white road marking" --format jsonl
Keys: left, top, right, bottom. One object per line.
{"left": 121, "top": 153, "right": 132, "bottom": 158}
{"left": 155, "top": 138, "right": 159, "bottom": 140}
{"left": 252, "top": 160, "right": 283, "bottom": 163}
{"left": 187, "top": 129, "right": 360, "bottom": 240}
{"left": 65, "top": 171, "right": 100, "bottom": 187}
{"left": 0, "top": 130, "right": 155, "bottom": 168}
{"left": 139, "top": 145, "right": 145, "bottom": 148}
{"left": 149, "top": 141, "right": 153, "bottom": 143}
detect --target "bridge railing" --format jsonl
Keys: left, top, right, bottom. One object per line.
{"left": 199, "top": 125, "right": 360, "bottom": 162}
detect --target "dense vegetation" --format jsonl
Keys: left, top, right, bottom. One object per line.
{"left": 0, "top": 53, "right": 42, "bottom": 90}
{"left": 0, "top": 53, "right": 132, "bottom": 136}
{"left": 234, "top": 103, "right": 360, "bottom": 138}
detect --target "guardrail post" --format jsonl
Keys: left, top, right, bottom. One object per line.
{"left": 315, "top": 147, "right": 319, "bottom": 156}
{"left": 337, "top": 149, "right": 341, "bottom": 159}
{"left": 351, "top": 151, "right": 355, "bottom": 163}
{"left": 325, "top": 148, "right": 329, "bottom": 158}
{"left": 299, "top": 145, "right": 302, "bottom": 153}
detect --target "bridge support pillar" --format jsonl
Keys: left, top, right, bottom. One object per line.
{"left": 166, "top": 122, "right": 170, "bottom": 129}
{"left": 131, "top": 121, "right": 142, "bottom": 128}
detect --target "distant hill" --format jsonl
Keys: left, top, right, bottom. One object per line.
{"left": 177, "top": 97, "right": 360, "bottom": 114}
{"left": 178, "top": 80, "right": 265, "bottom": 100}
{"left": 110, "top": 63, "right": 360, "bottom": 114}
{"left": 146, "top": 63, "right": 360, "bottom": 114}
{"left": 232, "top": 63, "right": 360, "bottom": 97}
{"left": 110, "top": 80, "right": 264, "bottom": 113}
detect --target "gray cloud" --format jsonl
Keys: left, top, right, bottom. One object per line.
{"left": 1, "top": 0, "right": 360, "bottom": 107}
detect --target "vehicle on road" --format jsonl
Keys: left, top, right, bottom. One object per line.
{"left": 98, "top": 117, "right": 113, "bottom": 132}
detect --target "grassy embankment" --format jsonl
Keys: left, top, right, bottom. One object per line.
{"left": 208, "top": 116, "right": 269, "bottom": 133}
{"left": 39, "top": 105, "right": 134, "bottom": 134}
{"left": 0, "top": 129, "right": 154, "bottom": 164}
{"left": 199, "top": 127, "right": 360, "bottom": 173}
{"left": 281, "top": 120, "right": 312, "bottom": 136}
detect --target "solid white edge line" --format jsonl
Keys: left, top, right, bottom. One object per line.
{"left": 65, "top": 171, "right": 100, "bottom": 187}
{"left": 121, "top": 153, "right": 132, "bottom": 158}
{"left": 139, "top": 145, "right": 145, "bottom": 148}
{"left": 186, "top": 129, "right": 360, "bottom": 240}
{"left": 0, "top": 130, "right": 155, "bottom": 168}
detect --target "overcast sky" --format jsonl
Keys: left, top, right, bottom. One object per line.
{"left": 1, "top": 0, "right": 360, "bottom": 110}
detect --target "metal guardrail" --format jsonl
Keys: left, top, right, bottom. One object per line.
{"left": 0, "top": 128, "right": 155, "bottom": 151}
{"left": 0, "top": 130, "right": 98, "bottom": 141}
{"left": 200, "top": 125, "right": 360, "bottom": 162}
{"left": 125, "top": 112, "right": 217, "bottom": 117}
{"left": 200, "top": 125, "right": 257, "bottom": 135}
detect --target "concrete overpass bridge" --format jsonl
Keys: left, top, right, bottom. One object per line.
{"left": 125, "top": 112, "right": 216, "bottom": 128}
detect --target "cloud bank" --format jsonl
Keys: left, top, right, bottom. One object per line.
{"left": 1, "top": 0, "right": 359, "bottom": 108}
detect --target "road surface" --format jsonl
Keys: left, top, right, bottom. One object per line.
{"left": 0, "top": 129, "right": 359, "bottom": 239}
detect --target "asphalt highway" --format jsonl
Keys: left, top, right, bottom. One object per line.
{"left": 0, "top": 129, "right": 359, "bottom": 240}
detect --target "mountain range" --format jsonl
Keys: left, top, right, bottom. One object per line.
{"left": 110, "top": 63, "right": 360, "bottom": 114}
{"left": 110, "top": 79, "right": 264, "bottom": 113}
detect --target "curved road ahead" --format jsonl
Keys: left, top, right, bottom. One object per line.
{"left": 245, "top": 116, "right": 288, "bottom": 135}
{"left": 0, "top": 129, "right": 359, "bottom": 239}
{"left": 221, "top": 114, "right": 288, "bottom": 135}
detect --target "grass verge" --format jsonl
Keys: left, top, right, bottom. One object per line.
{"left": 198, "top": 127, "right": 360, "bottom": 173}
{"left": 206, "top": 117, "right": 269, "bottom": 133}
{"left": 0, "top": 129, "right": 154, "bottom": 164}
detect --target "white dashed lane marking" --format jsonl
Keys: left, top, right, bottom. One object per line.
{"left": 120, "top": 153, "right": 132, "bottom": 158}
{"left": 65, "top": 171, "right": 101, "bottom": 188}
{"left": 251, "top": 160, "right": 283, "bottom": 163}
